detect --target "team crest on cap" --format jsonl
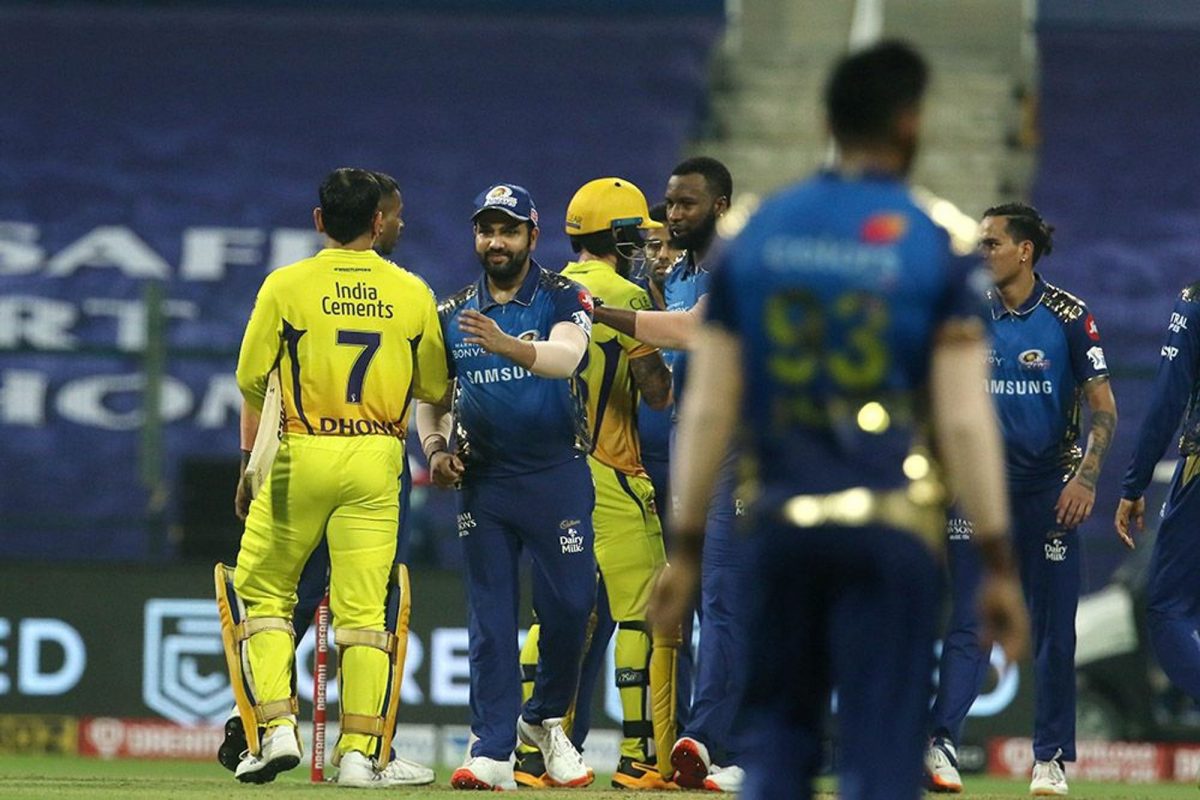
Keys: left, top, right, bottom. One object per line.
{"left": 485, "top": 185, "right": 519, "bottom": 208}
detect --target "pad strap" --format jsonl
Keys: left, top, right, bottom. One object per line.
{"left": 254, "top": 697, "right": 298, "bottom": 724}
{"left": 335, "top": 628, "right": 396, "bottom": 654}
{"left": 341, "top": 713, "right": 385, "bottom": 737}
{"left": 236, "top": 616, "right": 293, "bottom": 642}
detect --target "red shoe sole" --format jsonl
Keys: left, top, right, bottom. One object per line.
{"left": 671, "top": 742, "right": 709, "bottom": 790}
{"left": 450, "top": 769, "right": 504, "bottom": 791}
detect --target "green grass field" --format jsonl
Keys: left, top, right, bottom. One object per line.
{"left": 0, "top": 756, "right": 1196, "bottom": 799}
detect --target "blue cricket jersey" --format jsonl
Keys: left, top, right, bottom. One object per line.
{"left": 1122, "top": 283, "right": 1200, "bottom": 499}
{"left": 987, "top": 275, "right": 1109, "bottom": 491}
{"left": 634, "top": 274, "right": 672, "bottom": 463}
{"left": 663, "top": 249, "right": 717, "bottom": 415}
{"left": 705, "top": 170, "right": 984, "bottom": 502}
{"left": 440, "top": 261, "right": 593, "bottom": 478}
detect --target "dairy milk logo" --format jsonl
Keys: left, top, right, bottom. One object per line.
{"left": 143, "top": 600, "right": 232, "bottom": 724}
{"left": 1044, "top": 538, "right": 1068, "bottom": 563}
{"left": 559, "top": 519, "right": 584, "bottom": 554}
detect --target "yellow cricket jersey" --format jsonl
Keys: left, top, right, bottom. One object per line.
{"left": 236, "top": 248, "right": 449, "bottom": 437}
{"left": 560, "top": 260, "right": 657, "bottom": 477}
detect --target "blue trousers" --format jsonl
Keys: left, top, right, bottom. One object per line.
{"left": 293, "top": 460, "right": 413, "bottom": 639}
{"left": 683, "top": 455, "right": 748, "bottom": 765}
{"left": 929, "top": 517, "right": 989, "bottom": 745}
{"left": 460, "top": 458, "right": 597, "bottom": 760}
{"left": 1146, "top": 459, "right": 1200, "bottom": 702}
{"left": 1012, "top": 483, "right": 1080, "bottom": 762}
{"left": 740, "top": 521, "right": 942, "bottom": 800}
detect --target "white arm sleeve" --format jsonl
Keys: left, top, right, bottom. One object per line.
{"left": 529, "top": 321, "right": 589, "bottom": 378}
{"left": 633, "top": 297, "right": 706, "bottom": 350}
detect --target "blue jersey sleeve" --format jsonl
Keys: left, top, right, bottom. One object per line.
{"left": 551, "top": 280, "right": 594, "bottom": 334}
{"left": 704, "top": 256, "right": 738, "bottom": 331}
{"left": 1121, "top": 294, "right": 1200, "bottom": 498}
{"left": 935, "top": 254, "right": 989, "bottom": 324}
{"left": 1065, "top": 307, "right": 1109, "bottom": 385}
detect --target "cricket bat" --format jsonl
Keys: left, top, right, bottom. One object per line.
{"left": 243, "top": 368, "right": 284, "bottom": 499}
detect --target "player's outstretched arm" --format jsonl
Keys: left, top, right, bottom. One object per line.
{"left": 415, "top": 383, "right": 464, "bottom": 489}
{"left": 649, "top": 321, "right": 742, "bottom": 633}
{"left": 594, "top": 303, "right": 704, "bottom": 351}
{"left": 458, "top": 310, "right": 587, "bottom": 378}
{"left": 931, "top": 318, "right": 1028, "bottom": 661}
{"left": 1057, "top": 377, "right": 1117, "bottom": 528}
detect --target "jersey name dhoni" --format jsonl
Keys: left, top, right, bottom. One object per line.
{"left": 236, "top": 247, "right": 449, "bottom": 437}
{"left": 561, "top": 260, "right": 657, "bottom": 478}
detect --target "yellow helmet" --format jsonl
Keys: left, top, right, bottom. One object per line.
{"left": 564, "top": 177, "right": 664, "bottom": 236}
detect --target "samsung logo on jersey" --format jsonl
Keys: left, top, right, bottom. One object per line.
{"left": 468, "top": 366, "right": 533, "bottom": 384}
{"left": 986, "top": 379, "right": 1054, "bottom": 396}
{"left": 761, "top": 235, "right": 900, "bottom": 280}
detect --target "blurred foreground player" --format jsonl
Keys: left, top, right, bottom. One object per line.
{"left": 220, "top": 172, "right": 435, "bottom": 786}
{"left": 650, "top": 42, "right": 1028, "bottom": 800}
{"left": 416, "top": 183, "right": 596, "bottom": 790}
{"left": 218, "top": 168, "right": 449, "bottom": 786}
{"left": 1116, "top": 284, "right": 1200, "bottom": 710}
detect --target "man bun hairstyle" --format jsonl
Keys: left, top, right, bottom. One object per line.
{"left": 985, "top": 202, "right": 1055, "bottom": 264}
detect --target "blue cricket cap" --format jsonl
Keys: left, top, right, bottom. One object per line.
{"left": 471, "top": 183, "right": 539, "bottom": 228}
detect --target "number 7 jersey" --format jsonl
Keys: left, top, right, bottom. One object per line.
{"left": 236, "top": 247, "right": 450, "bottom": 437}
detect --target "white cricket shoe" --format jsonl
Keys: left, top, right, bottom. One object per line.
{"left": 380, "top": 755, "right": 436, "bottom": 786}
{"left": 337, "top": 750, "right": 385, "bottom": 788}
{"left": 516, "top": 716, "right": 593, "bottom": 787}
{"left": 925, "top": 737, "right": 964, "bottom": 793}
{"left": 235, "top": 723, "right": 301, "bottom": 784}
{"left": 703, "top": 764, "right": 745, "bottom": 792}
{"left": 1030, "top": 751, "right": 1068, "bottom": 796}
{"left": 670, "top": 736, "right": 713, "bottom": 789}
{"left": 451, "top": 755, "right": 517, "bottom": 791}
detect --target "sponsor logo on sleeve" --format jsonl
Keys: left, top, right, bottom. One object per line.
{"left": 1163, "top": 345, "right": 1180, "bottom": 361}
{"left": 1086, "top": 346, "right": 1107, "bottom": 371}
{"left": 1170, "top": 312, "right": 1189, "bottom": 334}
{"left": 1085, "top": 313, "right": 1100, "bottom": 341}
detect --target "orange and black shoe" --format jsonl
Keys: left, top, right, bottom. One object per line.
{"left": 514, "top": 748, "right": 550, "bottom": 788}
{"left": 612, "top": 756, "right": 678, "bottom": 790}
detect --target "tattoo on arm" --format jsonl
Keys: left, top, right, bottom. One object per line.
{"left": 1078, "top": 409, "right": 1116, "bottom": 489}
{"left": 630, "top": 351, "right": 672, "bottom": 410}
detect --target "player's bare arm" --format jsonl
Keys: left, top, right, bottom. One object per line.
{"left": 416, "top": 382, "right": 465, "bottom": 489}
{"left": 629, "top": 350, "right": 673, "bottom": 410}
{"left": 649, "top": 322, "right": 741, "bottom": 634}
{"left": 594, "top": 303, "right": 704, "bottom": 350}
{"left": 931, "top": 317, "right": 1029, "bottom": 661}
{"left": 235, "top": 400, "right": 259, "bottom": 520}
{"left": 1057, "top": 376, "right": 1117, "bottom": 528}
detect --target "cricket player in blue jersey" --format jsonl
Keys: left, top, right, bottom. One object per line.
{"left": 415, "top": 183, "right": 597, "bottom": 791}
{"left": 650, "top": 41, "right": 1027, "bottom": 800}
{"left": 219, "top": 172, "right": 434, "bottom": 786}
{"left": 985, "top": 204, "right": 1116, "bottom": 796}
{"left": 595, "top": 157, "right": 748, "bottom": 792}
{"left": 1116, "top": 284, "right": 1200, "bottom": 708}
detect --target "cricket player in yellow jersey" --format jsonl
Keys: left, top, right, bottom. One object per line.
{"left": 220, "top": 168, "right": 449, "bottom": 788}
{"left": 517, "top": 177, "right": 674, "bottom": 790}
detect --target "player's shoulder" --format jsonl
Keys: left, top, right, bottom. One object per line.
{"left": 438, "top": 282, "right": 477, "bottom": 317}
{"left": 1040, "top": 280, "right": 1089, "bottom": 324}
{"left": 538, "top": 266, "right": 585, "bottom": 296}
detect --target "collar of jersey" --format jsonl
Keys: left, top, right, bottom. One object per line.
{"left": 990, "top": 272, "right": 1046, "bottom": 319}
{"left": 317, "top": 247, "right": 377, "bottom": 259}
{"left": 476, "top": 259, "right": 542, "bottom": 309}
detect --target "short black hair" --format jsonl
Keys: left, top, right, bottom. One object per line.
{"left": 825, "top": 40, "right": 928, "bottom": 147}
{"left": 984, "top": 202, "right": 1056, "bottom": 263}
{"left": 570, "top": 230, "right": 617, "bottom": 257}
{"left": 319, "top": 168, "right": 382, "bottom": 244}
{"left": 371, "top": 171, "right": 400, "bottom": 197}
{"left": 648, "top": 202, "right": 667, "bottom": 224}
{"left": 671, "top": 156, "right": 733, "bottom": 203}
